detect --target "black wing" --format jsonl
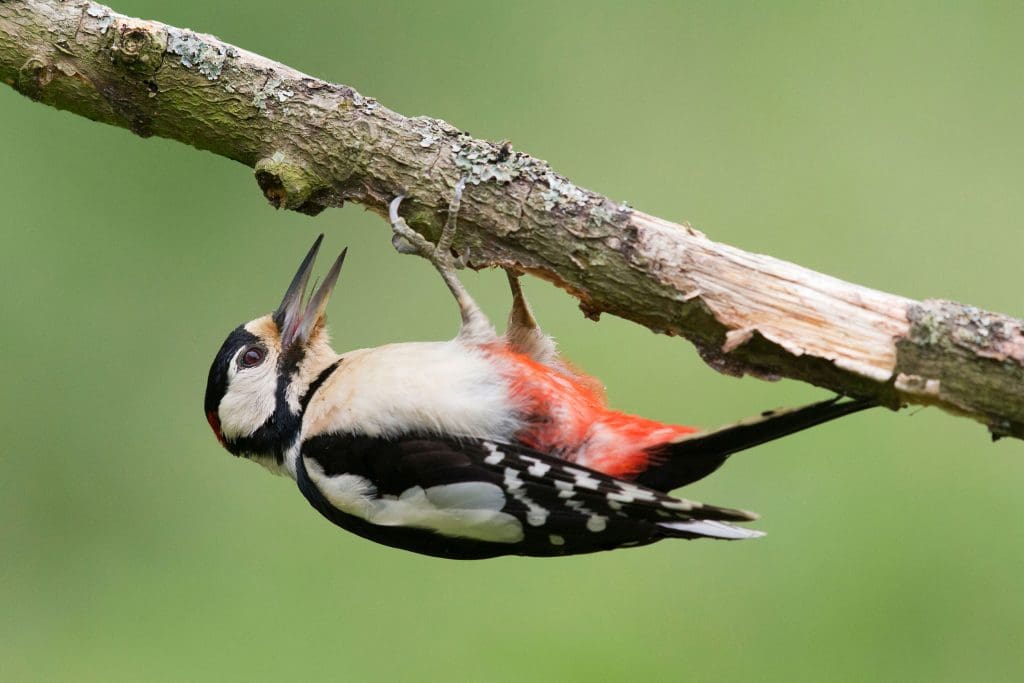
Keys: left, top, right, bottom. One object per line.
{"left": 296, "top": 433, "right": 762, "bottom": 560}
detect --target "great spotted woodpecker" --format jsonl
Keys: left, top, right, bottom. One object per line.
{"left": 204, "top": 181, "right": 873, "bottom": 559}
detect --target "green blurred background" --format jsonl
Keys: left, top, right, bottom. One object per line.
{"left": 3, "top": 1, "right": 1024, "bottom": 681}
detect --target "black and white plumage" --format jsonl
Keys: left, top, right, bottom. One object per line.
{"left": 296, "top": 432, "right": 762, "bottom": 559}
{"left": 204, "top": 189, "right": 872, "bottom": 560}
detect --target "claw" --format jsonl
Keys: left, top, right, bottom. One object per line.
{"left": 388, "top": 195, "right": 406, "bottom": 226}
{"left": 388, "top": 193, "right": 436, "bottom": 257}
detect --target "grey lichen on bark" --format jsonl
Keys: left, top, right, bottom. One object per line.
{"left": 896, "top": 301, "right": 1024, "bottom": 439}
{"left": 1, "top": 0, "right": 1023, "bottom": 440}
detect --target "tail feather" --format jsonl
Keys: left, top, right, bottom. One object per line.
{"left": 634, "top": 396, "right": 875, "bottom": 492}
{"left": 659, "top": 519, "right": 766, "bottom": 540}
{"left": 690, "top": 501, "right": 760, "bottom": 523}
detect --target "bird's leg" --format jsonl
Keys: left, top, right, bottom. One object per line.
{"left": 504, "top": 271, "right": 559, "bottom": 365}
{"left": 389, "top": 178, "right": 496, "bottom": 342}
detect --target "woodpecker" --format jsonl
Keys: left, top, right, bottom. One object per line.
{"left": 204, "top": 180, "right": 873, "bottom": 559}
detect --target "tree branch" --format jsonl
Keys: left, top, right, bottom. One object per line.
{"left": 3, "top": 0, "right": 1023, "bottom": 439}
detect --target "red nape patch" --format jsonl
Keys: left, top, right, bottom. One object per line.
{"left": 206, "top": 411, "right": 226, "bottom": 447}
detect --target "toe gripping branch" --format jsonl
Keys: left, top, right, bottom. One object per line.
{"left": 388, "top": 178, "right": 495, "bottom": 342}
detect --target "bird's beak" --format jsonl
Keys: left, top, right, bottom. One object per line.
{"left": 273, "top": 235, "right": 347, "bottom": 350}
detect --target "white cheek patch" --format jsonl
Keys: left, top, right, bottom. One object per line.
{"left": 305, "top": 460, "right": 524, "bottom": 543}
{"left": 219, "top": 350, "right": 279, "bottom": 439}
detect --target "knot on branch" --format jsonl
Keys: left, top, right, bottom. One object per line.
{"left": 255, "top": 153, "right": 328, "bottom": 215}
{"left": 110, "top": 20, "right": 166, "bottom": 77}
{"left": 16, "top": 56, "right": 54, "bottom": 100}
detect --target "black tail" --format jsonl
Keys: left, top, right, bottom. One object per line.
{"left": 633, "top": 396, "right": 875, "bottom": 492}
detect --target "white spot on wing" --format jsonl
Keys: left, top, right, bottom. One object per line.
{"left": 614, "top": 481, "right": 657, "bottom": 501}
{"left": 504, "top": 467, "right": 549, "bottom": 527}
{"left": 554, "top": 480, "right": 576, "bottom": 499}
{"left": 564, "top": 497, "right": 606, "bottom": 534}
{"left": 549, "top": 534, "right": 565, "bottom": 546}
{"left": 519, "top": 455, "right": 551, "bottom": 478}
{"left": 605, "top": 492, "right": 635, "bottom": 504}
{"left": 659, "top": 499, "right": 694, "bottom": 511}
{"left": 563, "top": 466, "right": 601, "bottom": 490}
{"left": 503, "top": 467, "right": 524, "bottom": 491}
{"left": 483, "top": 442, "right": 504, "bottom": 465}
{"left": 526, "top": 509, "right": 548, "bottom": 526}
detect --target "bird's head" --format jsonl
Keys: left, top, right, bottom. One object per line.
{"left": 204, "top": 236, "right": 346, "bottom": 469}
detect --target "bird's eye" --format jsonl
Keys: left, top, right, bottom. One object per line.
{"left": 239, "top": 345, "right": 266, "bottom": 368}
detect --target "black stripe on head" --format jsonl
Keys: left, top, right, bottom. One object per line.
{"left": 204, "top": 325, "right": 258, "bottom": 418}
{"left": 301, "top": 359, "right": 343, "bottom": 413}
{"left": 230, "top": 399, "right": 299, "bottom": 463}
{"left": 224, "top": 339, "right": 328, "bottom": 464}
{"left": 231, "top": 357, "right": 342, "bottom": 462}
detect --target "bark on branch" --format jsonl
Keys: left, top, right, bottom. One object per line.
{"left": 3, "top": 0, "right": 1023, "bottom": 439}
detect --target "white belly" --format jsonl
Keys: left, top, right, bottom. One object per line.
{"left": 301, "top": 341, "right": 522, "bottom": 442}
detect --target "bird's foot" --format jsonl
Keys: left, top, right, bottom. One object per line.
{"left": 389, "top": 177, "right": 469, "bottom": 267}
{"left": 388, "top": 178, "right": 494, "bottom": 342}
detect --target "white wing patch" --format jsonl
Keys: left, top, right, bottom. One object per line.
{"left": 305, "top": 459, "right": 524, "bottom": 543}
{"left": 423, "top": 481, "right": 507, "bottom": 510}
{"left": 309, "top": 470, "right": 378, "bottom": 520}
